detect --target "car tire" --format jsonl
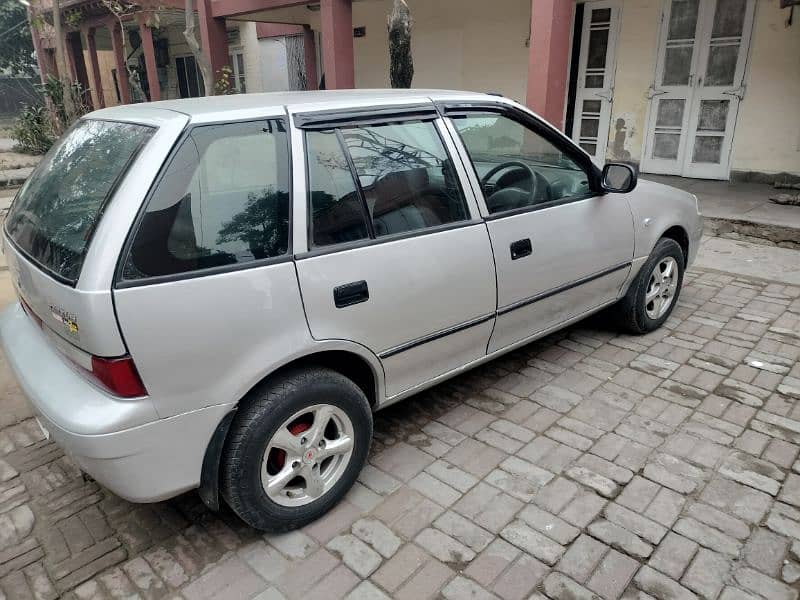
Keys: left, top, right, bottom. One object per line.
{"left": 220, "top": 367, "right": 372, "bottom": 532}
{"left": 615, "top": 237, "right": 684, "bottom": 334}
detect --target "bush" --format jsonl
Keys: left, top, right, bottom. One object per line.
{"left": 11, "top": 104, "right": 54, "bottom": 155}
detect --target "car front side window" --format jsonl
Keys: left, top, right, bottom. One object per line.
{"left": 122, "top": 119, "right": 291, "bottom": 281}
{"left": 451, "top": 112, "right": 592, "bottom": 215}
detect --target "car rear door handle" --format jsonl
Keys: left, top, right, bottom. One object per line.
{"left": 334, "top": 280, "right": 369, "bottom": 308}
{"left": 510, "top": 238, "right": 532, "bottom": 260}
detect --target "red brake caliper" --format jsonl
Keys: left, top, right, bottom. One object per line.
{"left": 272, "top": 421, "right": 312, "bottom": 470}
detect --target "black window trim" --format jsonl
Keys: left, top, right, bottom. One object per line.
{"left": 113, "top": 114, "right": 294, "bottom": 290}
{"left": 301, "top": 113, "right": 476, "bottom": 256}
{"left": 294, "top": 103, "right": 439, "bottom": 130}
{"left": 438, "top": 101, "right": 605, "bottom": 221}
{"left": 5, "top": 117, "right": 156, "bottom": 288}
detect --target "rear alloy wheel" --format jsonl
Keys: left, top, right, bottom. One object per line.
{"left": 614, "top": 237, "right": 685, "bottom": 334}
{"left": 262, "top": 404, "right": 355, "bottom": 507}
{"left": 221, "top": 367, "right": 372, "bottom": 531}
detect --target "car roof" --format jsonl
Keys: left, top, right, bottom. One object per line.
{"left": 86, "top": 89, "right": 505, "bottom": 125}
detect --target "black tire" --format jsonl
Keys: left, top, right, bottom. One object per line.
{"left": 614, "top": 237, "right": 684, "bottom": 334}
{"left": 220, "top": 367, "right": 372, "bottom": 532}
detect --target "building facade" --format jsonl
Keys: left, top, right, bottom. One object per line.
{"left": 30, "top": 0, "right": 800, "bottom": 179}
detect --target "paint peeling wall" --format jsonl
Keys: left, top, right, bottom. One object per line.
{"left": 604, "top": 0, "right": 661, "bottom": 163}
{"left": 729, "top": 0, "right": 800, "bottom": 176}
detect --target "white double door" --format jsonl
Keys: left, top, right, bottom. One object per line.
{"left": 642, "top": 0, "right": 756, "bottom": 179}
{"left": 571, "top": 0, "right": 621, "bottom": 162}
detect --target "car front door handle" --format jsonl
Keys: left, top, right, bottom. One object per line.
{"left": 333, "top": 280, "right": 369, "bottom": 308}
{"left": 510, "top": 238, "right": 532, "bottom": 260}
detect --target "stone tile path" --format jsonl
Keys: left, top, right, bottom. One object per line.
{"left": 1, "top": 266, "right": 800, "bottom": 600}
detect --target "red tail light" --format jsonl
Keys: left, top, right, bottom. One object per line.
{"left": 90, "top": 356, "right": 148, "bottom": 398}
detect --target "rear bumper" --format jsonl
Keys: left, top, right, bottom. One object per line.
{"left": 0, "top": 304, "right": 233, "bottom": 502}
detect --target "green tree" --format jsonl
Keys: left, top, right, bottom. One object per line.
{"left": 0, "top": 0, "right": 36, "bottom": 76}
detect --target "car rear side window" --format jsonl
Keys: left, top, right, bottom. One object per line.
{"left": 121, "top": 119, "right": 290, "bottom": 281}
{"left": 306, "top": 119, "right": 469, "bottom": 247}
{"left": 5, "top": 119, "right": 153, "bottom": 284}
{"left": 306, "top": 130, "right": 370, "bottom": 247}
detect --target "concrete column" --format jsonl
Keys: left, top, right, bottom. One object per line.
{"left": 136, "top": 13, "right": 161, "bottom": 101}
{"left": 197, "top": 0, "right": 229, "bottom": 90}
{"left": 526, "top": 0, "right": 573, "bottom": 129}
{"left": 83, "top": 27, "right": 105, "bottom": 108}
{"left": 320, "top": 0, "right": 354, "bottom": 89}
{"left": 303, "top": 25, "right": 318, "bottom": 90}
{"left": 108, "top": 21, "right": 131, "bottom": 104}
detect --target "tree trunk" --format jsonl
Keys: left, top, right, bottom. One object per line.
{"left": 387, "top": 0, "right": 413, "bottom": 88}
{"left": 183, "top": 0, "right": 214, "bottom": 96}
{"left": 51, "top": 0, "right": 75, "bottom": 120}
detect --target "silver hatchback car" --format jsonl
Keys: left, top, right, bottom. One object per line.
{"left": 0, "top": 90, "right": 702, "bottom": 531}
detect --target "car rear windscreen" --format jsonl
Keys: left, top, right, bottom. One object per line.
{"left": 5, "top": 119, "right": 154, "bottom": 284}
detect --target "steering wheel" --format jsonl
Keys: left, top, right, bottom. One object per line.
{"left": 480, "top": 161, "right": 537, "bottom": 212}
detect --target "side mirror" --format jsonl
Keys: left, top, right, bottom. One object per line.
{"left": 601, "top": 163, "right": 637, "bottom": 193}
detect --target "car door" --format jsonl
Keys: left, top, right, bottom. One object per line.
{"left": 292, "top": 106, "right": 496, "bottom": 399}
{"left": 444, "top": 104, "right": 635, "bottom": 354}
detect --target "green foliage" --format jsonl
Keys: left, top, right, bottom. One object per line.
{"left": 11, "top": 104, "right": 54, "bottom": 155}
{"left": 64, "top": 11, "right": 84, "bottom": 27}
{"left": 0, "top": 0, "right": 36, "bottom": 76}
{"left": 11, "top": 75, "right": 91, "bottom": 155}
{"left": 214, "top": 65, "right": 236, "bottom": 95}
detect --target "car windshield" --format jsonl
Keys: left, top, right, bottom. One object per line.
{"left": 5, "top": 119, "right": 153, "bottom": 284}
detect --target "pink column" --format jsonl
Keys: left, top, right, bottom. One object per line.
{"left": 108, "top": 21, "right": 131, "bottom": 104}
{"left": 303, "top": 25, "right": 318, "bottom": 90}
{"left": 83, "top": 27, "right": 105, "bottom": 108}
{"left": 197, "top": 0, "right": 229, "bottom": 90}
{"left": 526, "top": 0, "right": 573, "bottom": 130}
{"left": 136, "top": 13, "right": 161, "bottom": 101}
{"left": 320, "top": 0, "right": 354, "bottom": 89}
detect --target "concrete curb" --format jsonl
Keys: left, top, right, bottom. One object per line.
{"left": 704, "top": 216, "right": 800, "bottom": 250}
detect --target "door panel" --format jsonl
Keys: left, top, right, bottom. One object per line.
{"left": 296, "top": 225, "right": 496, "bottom": 397}
{"left": 571, "top": 0, "right": 621, "bottom": 161}
{"left": 642, "top": 0, "right": 755, "bottom": 179}
{"left": 486, "top": 197, "right": 632, "bottom": 353}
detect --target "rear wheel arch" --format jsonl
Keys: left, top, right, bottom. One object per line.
{"left": 198, "top": 348, "right": 381, "bottom": 511}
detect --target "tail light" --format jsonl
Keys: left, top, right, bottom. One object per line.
{"left": 89, "top": 356, "right": 148, "bottom": 398}
{"left": 19, "top": 297, "right": 147, "bottom": 398}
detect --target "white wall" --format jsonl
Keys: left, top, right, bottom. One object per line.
{"left": 259, "top": 38, "right": 291, "bottom": 92}
{"left": 730, "top": 0, "right": 800, "bottom": 175}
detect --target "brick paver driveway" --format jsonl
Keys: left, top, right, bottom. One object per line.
{"left": 2, "top": 266, "right": 800, "bottom": 600}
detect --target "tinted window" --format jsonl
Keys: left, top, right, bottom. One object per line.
{"left": 452, "top": 113, "right": 591, "bottom": 214}
{"left": 122, "top": 119, "right": 290, "bottom": 280}
{"left": 306, "top": 130, "right": 369, "bottom": 247}
{"left": 5, "top": 119, "right": 152, "bottom": 283}
{"left": 340, "top": 121, "right": 468, "bottom": 237}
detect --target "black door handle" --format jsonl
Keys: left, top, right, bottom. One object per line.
{"left": 510, "top": 238, "right": 532, "bottom": 260}
{"left": 334, "top": 280, "right": 369, "bottom": 308}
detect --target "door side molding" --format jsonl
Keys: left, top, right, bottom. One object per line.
{"left": 497, "top": 261, "right": 632, "bottom": 316}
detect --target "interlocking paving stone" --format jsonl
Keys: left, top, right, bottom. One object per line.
{"left": 1, "top": 267, "right": 799, "bottom": 598}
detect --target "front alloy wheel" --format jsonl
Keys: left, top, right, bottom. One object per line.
{"left": 644, "top": 256, "right": 679, "bottom": 320}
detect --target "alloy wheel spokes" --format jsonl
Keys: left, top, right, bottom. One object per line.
{"left": 318, "top": 435, "right": 353, "bottom": 460}
{"left": 645, "top": 257, "right": 679, "bottom": 320}
{"left": 265, "top": 462, "right": 300, "bottom": 499}
{"left": 261, "top": 404, "right": 355, "bottom": 507}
